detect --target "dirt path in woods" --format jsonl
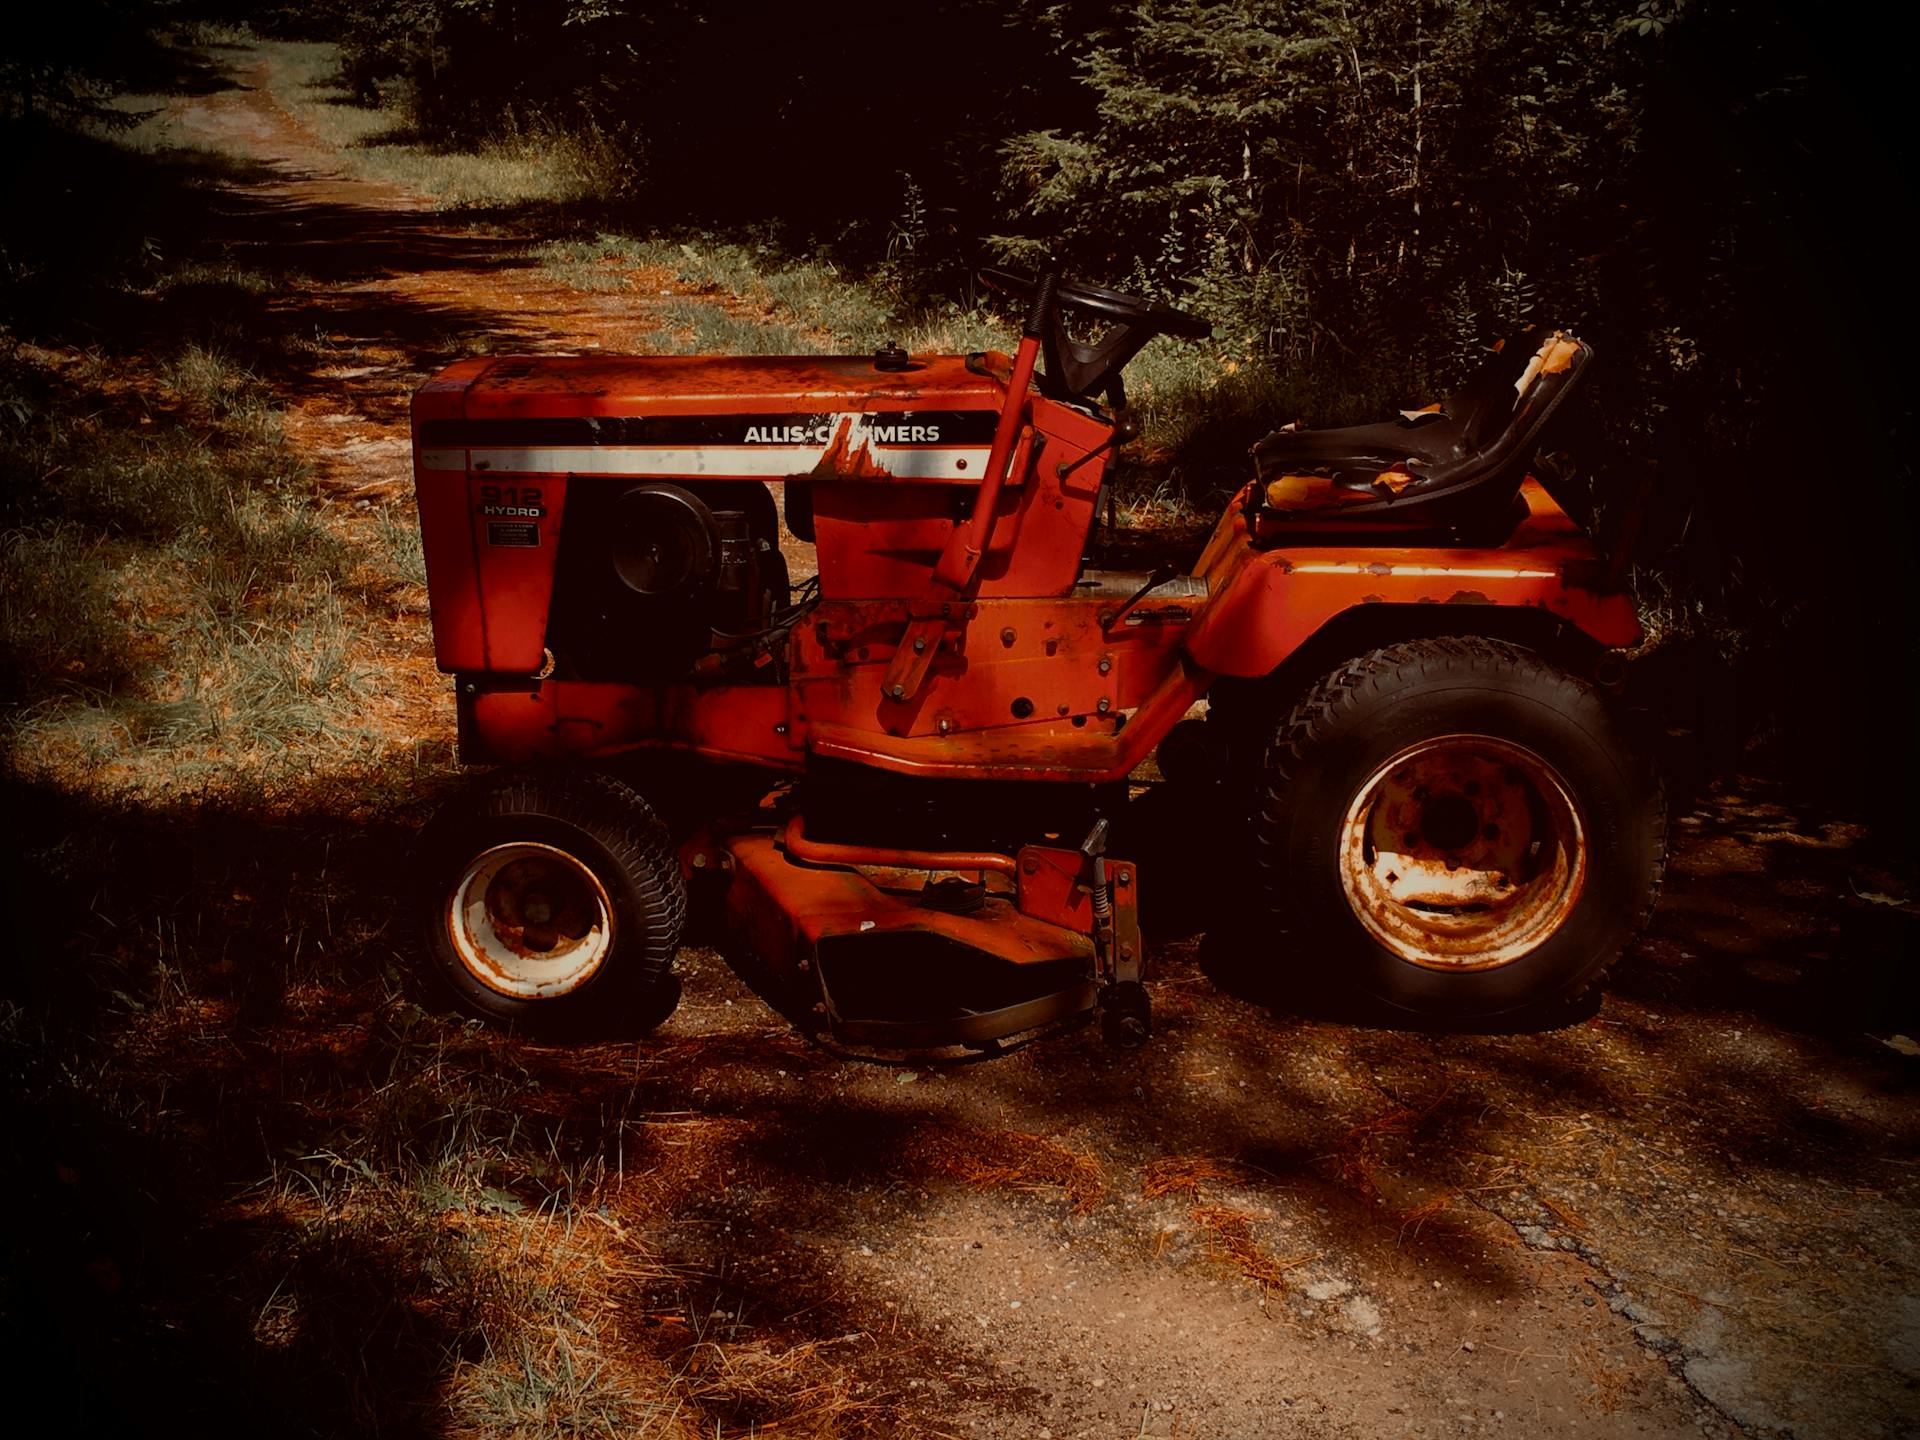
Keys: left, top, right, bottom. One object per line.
{"left": 161, "top": 49, "right": 1920, "bottom": 1440}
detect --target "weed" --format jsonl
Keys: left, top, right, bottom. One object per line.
{"left": 257, "top": 42, "right": 627, "bottom": 210}
{"left": 651, "top": 300, "right": 820, "bottom": 358}
{"left": 0, "top": 523, "right": 144, "bottom": 702}
{"left": 373, "top": 505, "right": 426, "bottom": 587}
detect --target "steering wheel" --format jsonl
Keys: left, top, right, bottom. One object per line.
{"left": 977, "top": 267, "right": 1211, "bottom": 404}
{"left": 979, "top": 267, "right": 1211, "bottom": 341}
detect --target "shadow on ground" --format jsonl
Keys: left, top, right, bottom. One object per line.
{"left": 5, "top": 763, "right": 1916, "bottom": 1432}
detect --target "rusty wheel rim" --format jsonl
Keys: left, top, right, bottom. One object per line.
{"left": 1338, "top": 735, "right": 1586, "bottom": 972}
{"left": 448, "top": 843, "right": 614, "bottom": 998}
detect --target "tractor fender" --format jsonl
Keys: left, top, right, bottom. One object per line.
{"left": 1184, "top": 482, "right": 1641, "bottom": 680}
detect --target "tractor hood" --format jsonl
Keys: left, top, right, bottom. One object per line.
{"left": 413, "top": 352, "right": 1008, "bottom": 459}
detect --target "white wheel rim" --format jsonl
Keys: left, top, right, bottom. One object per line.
{"left": 447, "top": 842, "right": 615, "bottom": 999}
{"left": 1338, "top": 734, "right": 1587, "bottom": 972}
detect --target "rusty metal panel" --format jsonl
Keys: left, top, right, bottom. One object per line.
{"left": 1015, "top": 844, "right": 1094, "bottom": 931}
{"left": 722, "top": 832, "right": 1096, "bottom": 969}
{"left": 1187, "top": 480, "right": 1641, "bottom": 677}
{"left": 466, "top": 681, "right": 796, "bottom": 768}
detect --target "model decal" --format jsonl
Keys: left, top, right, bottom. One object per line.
{"left": 419, "top": 411, "right": 996, "bottom": 449}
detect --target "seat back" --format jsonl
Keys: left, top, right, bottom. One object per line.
{"left": 1447, "top": 330, "right": 1547, "bottom": 453}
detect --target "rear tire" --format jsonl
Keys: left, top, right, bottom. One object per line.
{"left": 418, "top": 770, "right": 686, "bottom": 1037}
{"left": 1229, "top": 637, "right": 1664, "bottom": 1020}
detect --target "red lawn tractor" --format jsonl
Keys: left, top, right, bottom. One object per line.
{"left": 409, "top": 270, "right": 1664, "bottom": 1050}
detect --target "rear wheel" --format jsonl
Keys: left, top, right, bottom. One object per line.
{"left": 1234, "top": 637, "right": 1664, "bottom": 1019}
{"left": 419, "top": 771, "right": 686, "bottom": 1036}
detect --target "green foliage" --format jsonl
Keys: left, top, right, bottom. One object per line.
{"left": 997, "top": 1, "right": 1641, "bottom": 363}
{"left": 3, "top": 4, "right": 161, "bottom": 129}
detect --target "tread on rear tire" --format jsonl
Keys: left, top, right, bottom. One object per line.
{"left": 1216, "top": 637, "right": 1665, "bottom": 1021}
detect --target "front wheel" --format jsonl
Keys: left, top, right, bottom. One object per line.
{"left": 418, "top": 770, "right": 686, "bottom": 1036}
{"left": 1239, "top": 637, "right": 1664, "bottom": 1020}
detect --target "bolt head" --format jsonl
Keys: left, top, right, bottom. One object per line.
{"left": 1097, "top": 697, "right": 1112, "bottom": 714}
{"left": 913, "top": 637, "right": 927, "bottom": 653}
{"left": 889, "top": 684, "right": 906, "bottom": 700}
{"left": 1000, "top": 627, "right": 1017, "bottom": 647}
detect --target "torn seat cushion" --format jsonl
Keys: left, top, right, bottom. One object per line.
{"left": 1251, "top": 331, "right": 1588, "bottom": 519}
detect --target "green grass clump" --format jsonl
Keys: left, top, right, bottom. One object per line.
{"left": 0, "top": 331, "right": 371, "bottom": 774}
{"left": 255, "top": 41, "right": 631, "bottom": 209}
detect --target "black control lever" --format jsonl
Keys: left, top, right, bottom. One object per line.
{"left": 1101, "top": 564, "right": 1178, "bottom": 630}
{"left": 1057, "top": 406, "right": 1139, "bottom": 482}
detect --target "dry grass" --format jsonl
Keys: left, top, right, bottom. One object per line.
{"left": 907, "top": 1126, "right": 1106, "bottom": 1213}
{"left": 253, "top": 1180, "right": 734, "bottom": 1437}
{"left": 1186, "top": 1205, "right": 1312, "bottom": 1291}
{"left": 1395, "top": 1188, "right": 1474, "bottom": 1241}
{"left": 1141, "top": 1154, "right": 1251, "bottom": 1200}
{"left": 673, "top": 1336, "right": 876, "bottom": 1438}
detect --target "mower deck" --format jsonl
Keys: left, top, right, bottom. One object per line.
{"left": 720, "top": 825, "right": 1137, "bottom": 1050}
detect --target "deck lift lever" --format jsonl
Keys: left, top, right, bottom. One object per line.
{"left": 1081, "top": 818, "right": 1151, "bottom": 1047}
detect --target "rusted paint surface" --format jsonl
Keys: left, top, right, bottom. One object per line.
{"left": 1337, "top": 735, "right": 1587, "bottom": 971}
{"left": 1015, "top": 844, "right": 1096, "bottom": 932}
{"left": 809, "top": 414, "right": 897, "bottom": 480}
{"left": 1266, "top": 473, "right": 1380, "bottom": 511}
{"left": 808, "top": 398, "right": 1106, "bottom": 602}
{"left": 1109, "top": 864, "right": 1143, "bottom": 985}
{"left": 438, "top": 353, "right": 995, "bottom": 412}
{"left": 1187, "top": 480, "right": 1641, "bottom": 677}
{"left": 806, "top": 656, "right": 1207, "bottom": 782}
{"left": 781, "top": 814, "right": 1021, "bottom": 879}
{"left": 795, "top": 593, "right": 1197, "bottom": 747}
{"left": 423, "top": 345, "right": 1636, "bottom": 780}
{"left": 466, "top": 682, "right": 796, "bottom": 769}
{"left": 722, "top": 832, "right": 1097, "bottom": 974}
{"left": 448, "top": 842, "right": 613, "bottom": 998}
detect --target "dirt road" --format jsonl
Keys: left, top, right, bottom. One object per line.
{"left": 162, "top": 49, "right": 1920, "bottom": 1440}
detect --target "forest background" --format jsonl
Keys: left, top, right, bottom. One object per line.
{"left": 6, "top": 0, "right": 1916, "bottom": 804}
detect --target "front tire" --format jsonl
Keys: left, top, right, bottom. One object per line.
{"left": 1239, "top": 637, "right": 1664, "bottom": 1020}
{"left": 419, "top": 771, "right": 686, "bottom": 1036}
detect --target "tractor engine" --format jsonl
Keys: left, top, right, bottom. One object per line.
{"left": 409, "top": 351, "right": 1020, "bottom": 687}
{"left": 544, "top": 476, "right": 786, "bottom": 681}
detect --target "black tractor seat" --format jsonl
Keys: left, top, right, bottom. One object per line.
{"left": 1249, "top": 329, "right": 1592, "bottom": 538}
